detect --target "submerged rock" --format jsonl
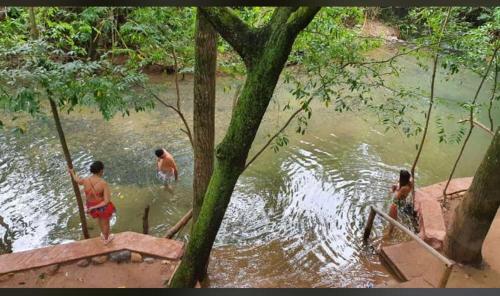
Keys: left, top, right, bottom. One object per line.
{"left": 77, "top": 259, "right": 90, "bottom": 267}
{"left": 109, "top": 250, "right": 131, "bottom": 263}
{"left": 131, "top": 252, "right": 143, "bottom": 263}
{"left": 91, "top": 255, "right": 108, "bottom": 265}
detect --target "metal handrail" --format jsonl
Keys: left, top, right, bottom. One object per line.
{"left": 363, "top": 206, "right": 455, "bottom": 288}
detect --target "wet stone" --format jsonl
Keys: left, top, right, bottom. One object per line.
{"left": 130, "top": 252, "right": 143, "bottom": 263}
{"left": 77, "top": 259, "right": 90, "bottom": 267}
{"left": 91, "top": 255, "right": 108, "bottom": 265}
{"left": 109, "top": 250, "right": 131, "bottom": 263}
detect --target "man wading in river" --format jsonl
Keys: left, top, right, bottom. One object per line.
{"left": 155, "top": 148, "right": 179, "bottom": 192}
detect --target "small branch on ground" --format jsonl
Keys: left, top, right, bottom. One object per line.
{"left": 165, "top": 209, "right": 193, "bottom": 239}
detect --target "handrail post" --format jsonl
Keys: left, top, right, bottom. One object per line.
{"left": 363, "top": 207, "right": 377, "bottom": 242}
{"left": 142, "top": 205, "right": 150, "bottom": 234}
{"left": 438, "top": 263, "right": 454, "bottom": 288}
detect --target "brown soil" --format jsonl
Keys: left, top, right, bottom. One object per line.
{"left": 361, "top": 19, "right": 400, "bottom": 40}
{"left": 0, "top": 258, "right": 178, "bottom": 288}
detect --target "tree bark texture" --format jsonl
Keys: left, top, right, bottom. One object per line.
{"left": 444, "top": 128, "right": 500, "bottom": 265}
{"left": 193, "top": 10, "right": 217, "bottom": 225}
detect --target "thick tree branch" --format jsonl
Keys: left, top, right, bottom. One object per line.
{"left": 199, "top": 7, "right": 257, "bottom": 65}
{"left": 285, "top": 7, "right": 321, "bottom": 34}
{"left": 269, "top": 7, "right": 298, "bottom": 26}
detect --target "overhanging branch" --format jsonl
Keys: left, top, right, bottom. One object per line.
{"left": 199, "top": 7, "right": 257, "bottom": 65}
{"left": 285, "top": 7, "right": 321, "bottom": 34}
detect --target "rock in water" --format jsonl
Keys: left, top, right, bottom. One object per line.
{"left": 130, "top": 252, "right": 143, "bottom": 263}
{"left": 91, "top": 255, "right": 108, "bottom": 265}
{"left": 109, "top": 250, "right": 131, "bottom": 263}
{"left": 77, "top": 259, "right": 90, "bottom": 267}
{"left": 144, "top": 257, "right": 155, "bottom": 264}
{"left": 47, "top": 264, "right": 60, "bottom": 275}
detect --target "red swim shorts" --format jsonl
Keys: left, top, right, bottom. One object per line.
{"left": 86, "top": 200, "right": 116, "bottom": 220}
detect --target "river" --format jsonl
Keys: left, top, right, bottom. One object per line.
{"left": 0, "top": 45, "right": 497, "bottom": 287}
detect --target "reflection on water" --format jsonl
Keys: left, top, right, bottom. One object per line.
{"left": 0, "top": 47, "right": 497, "bottom": 287}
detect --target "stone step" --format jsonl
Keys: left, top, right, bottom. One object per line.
{"left": 0, "top": 231, "right": 184, "bottom": 275}
{"left": 380, "top": 240, "right": 446, "bottom": 288}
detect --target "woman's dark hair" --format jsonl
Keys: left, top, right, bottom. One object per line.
{"left": 90, "top": 161, "right": 104, "bottom": 174}
{"left": 399, "top": 170, "right": 411, "bottom": 187}
{"left": 155, "top": 148, "right": 164, "bottom": 158}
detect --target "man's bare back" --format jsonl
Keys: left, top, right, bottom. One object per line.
{"left": 155, "top": 148, "right": 178, "bottom": 190}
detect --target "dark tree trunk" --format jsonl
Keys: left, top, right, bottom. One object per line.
{"left": 444, "top": 128, "right": 500, "bottom": 265}
{"left": 49, "top": 98, "right": 90, "bottom": 239}
{"left": 192, "top": 9, "right": 217, "bottom": 225}
{"left": 142, "top": 205, "right": 150, "bottom": 234}
{"left": 169, "top": 7, "right": 320, "bottom": 287}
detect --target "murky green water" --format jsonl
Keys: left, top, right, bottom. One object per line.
{"left": 0, "top": 46, "right": 497, "bottom": 287}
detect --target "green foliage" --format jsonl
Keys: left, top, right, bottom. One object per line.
{"left": 120, "top": 8, "right": 195, "bottom": 70}
{"left": 0, "top": 39, "right": 153, "bottom": 126}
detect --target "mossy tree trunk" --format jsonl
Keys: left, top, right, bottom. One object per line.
{"left": 444, "top": 128, "right": 500, "bottom": 265}
{"left": 193, "top": 9, "right": 217, "bottom": 225}
{"left": 169, "top": 7, "right": 320, "bottom": 288}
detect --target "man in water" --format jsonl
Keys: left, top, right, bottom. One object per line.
{"left": 155, "top": 148, "right": 179, "bottom": 191}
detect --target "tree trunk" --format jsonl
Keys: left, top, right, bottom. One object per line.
{"left": 28, "top": 7, "right": 39, "bottom": 39}
{"left": 48, "top": 98, "right": 90, "bottom": 239}
{"left": 169, "top": 7, "right": 320, "bottom": 287}
{"left": 192, "top": 9, "right": 217, "bottom": 225}
{"left": 0, "top": 7, "right": 7, "bottom": 21}
{"left": 444, "top": 128, "right": 500, "bottom": 265}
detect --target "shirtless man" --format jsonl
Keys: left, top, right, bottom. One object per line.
{"left": 155, "top": 148, "right": 178, "bottom": 191}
